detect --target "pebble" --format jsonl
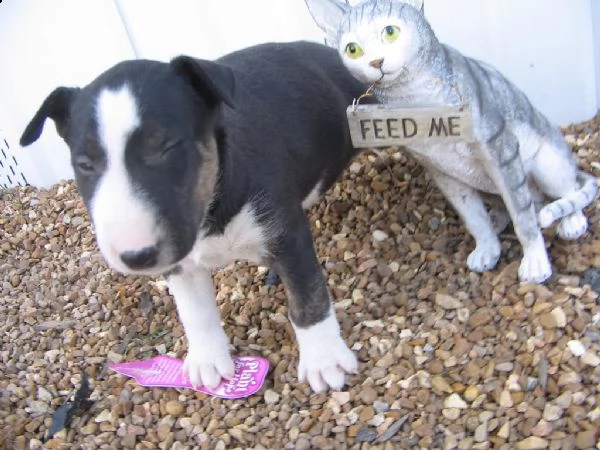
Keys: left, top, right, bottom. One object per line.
{"left": 372, "top": 230, "right": 389, "bottom": 242}
{"left": 516, "top": 436, "right": 549, "bottom": 449}
{"left": 464, "top": 386, "right": 479, "bottom": 401}
{"left": 442, "top": 408, "right": 461, "bottom": 420}
{"left": 264, "top": 390, "right": 280, "bottom": 405}
{"left": 3, "top": 125, "right": 600, "bottom": 448}
{"left": 567, "top": 339, "right": 586, "bottom": 357}
{"left": 435, "top": 293, "right": 463, "bottom": 309}
{"left": 542, "top": 404, "right": 562, "bottom": 422}
{"left": 530, "top": 420, "right": 552, "bottom": 437}
{"left": 444, "top": 393, "right": 468, "bottom": 409}
{"left": 581, "top": 351, "right": 600, "bottom": 366}
{"left": 575, "top": 430, "right": 597, "bottom": 448}
{"left": 499, "top": 390, "right": 513, "bottom": 408}
{"left": 165, "top": 400, "right": 184, "bottom": 417}
{"left": 550, "top": 307, "right": 567, "bottom": 328}
{"left": 497, "top": 422, "right": 510, "bottom": 439}
{"left": 360, "top": 386, "right": 378, "bottom": 404}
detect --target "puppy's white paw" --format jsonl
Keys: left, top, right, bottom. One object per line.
{"left": 557, "top": 211, "right": 587, "bottom": 240}
{"left": 182, "top": 342, "right": 235, "bottom": 389}
{"left": 297, "top": 337, "right": 357, "bottom": 393}
{"left": 519, "top": 246, "right": 552, "bottom": 284}
{"left": 293, "top": 306, "right": 357, "bottom": 393}
{"left": 467, "top": 240, "right": 501, "bottom": 272}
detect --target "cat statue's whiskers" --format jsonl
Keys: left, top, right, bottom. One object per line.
{"left": 306, "top": 0, "right": 598, "bottom": 283}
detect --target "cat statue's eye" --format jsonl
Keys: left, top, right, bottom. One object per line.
{"left": 382, "top": 25, "right": 401, "bottom": 43}
{"left": 345, "top": 42, "right": 364, "bottom": 59}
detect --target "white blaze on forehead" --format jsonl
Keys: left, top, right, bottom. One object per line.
{"left": 91, "top": 85, "right": 163, "bottom": 273}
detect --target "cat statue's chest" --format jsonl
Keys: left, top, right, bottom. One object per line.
{"left": 408, "top": 141, "right": 497, "bottom": 193}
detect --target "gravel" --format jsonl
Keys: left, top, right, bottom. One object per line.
{"left": 2, "top": 114, "right": 600, "bottom": 449}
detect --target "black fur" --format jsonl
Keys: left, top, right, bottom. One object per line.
{"left": 21, "top": 41, "right": 367, "bottom": 328}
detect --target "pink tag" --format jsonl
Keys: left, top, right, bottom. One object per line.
{"left": 110, "top": 355, "right": 269, "bottom": 399}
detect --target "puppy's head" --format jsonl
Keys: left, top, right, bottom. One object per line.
{"left": 21, "top": 56, "right": 236, "bottom": 276}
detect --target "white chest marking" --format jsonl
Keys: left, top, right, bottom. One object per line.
{"left": 187, "top": 203, "right": 270, "bottom": 269}
{"left": 92, "top": 85, "right": 162, "bottom": 273}
{"left": 302, "top": 181, "right": 322, "bottom": 210}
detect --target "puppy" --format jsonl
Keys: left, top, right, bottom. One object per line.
{"left": 21, "top": 41, "right": 367, "bottom": 393}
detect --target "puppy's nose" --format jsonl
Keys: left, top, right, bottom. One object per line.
{"left": 369, "top": 58, "right": 384, "bottom": 69}
{"left": 120, "top": 246, "right": 158, "bottom": 270}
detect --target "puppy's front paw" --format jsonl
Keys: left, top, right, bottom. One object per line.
{"left": 297, "top": 337, "right": 357, "bottom": 393}
{"left": 182, "top": 343, "right": 235, "bottom": 389}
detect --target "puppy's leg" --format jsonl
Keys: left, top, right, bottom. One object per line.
{"left": 271, "top": 213, "right": 357, "bottom": 393}
{"left": 167, "top": 268, "right": 235, "bottom": 389}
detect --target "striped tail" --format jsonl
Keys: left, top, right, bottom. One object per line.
{"left": 538, "top": 171, "right": 598, "bottom": 228}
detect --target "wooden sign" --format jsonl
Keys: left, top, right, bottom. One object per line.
{"left": 347, "top": 104, "right": 474, "bottom": 148}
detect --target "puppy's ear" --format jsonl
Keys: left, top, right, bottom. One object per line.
{"left": 20, "top": 87, "right": 80, "bottom": 146}
{"left": 170, "top": 56, "right": 236, "bottom": 109}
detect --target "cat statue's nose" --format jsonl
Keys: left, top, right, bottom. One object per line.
{"left": 369, "top": 58, "right": 384, "bottom": 69}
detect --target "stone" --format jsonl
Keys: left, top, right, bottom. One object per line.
{"left": 542, "top": 404, "right": 562, "bottom": 422}
{"left": 432, "top": 376, "right": 453, "bottom": 393}
{"left": 464, "top": 386, "right": 479, "bottom": 402}
{"left": 566, "top": 340, "right": 586, "bottom": 357}
{"left": 499, "top": 390, "right": 513, "bottom": 408}
{"left": 435, "top": 293, "right": 463, "bottom": 310}
{"left": 444, "top": 393, "right": 468, "bottom": 409}
{"left": 575, "top": 430, "right": 597, "bottom": 448}
{"left": 516, "top": 436, "right": 549, "bottom": 449}
{"left": 264, "top": 390, "right": 280, "bottom": 405}
{"left": 469, "top": 309, "right": 493, "bottom": 328}
{"left": 497, "top": 422, "right": 510, "bottom": 439}
{"left": 550, "top": 307, "right": 567, "bottom": 328}
{"left": 530, "top": 420, "right": 552, "bottom": 437}
{"left": 165, "top": 400, "right": 185, "bottom": 417}
{"left": 331, "top": 391, "right": 351, "bottom": 406}
{"left": 372, "top": 230, "right": 389, "bottom": 242}
{"left": 474, "top": 423, "right": 488, "bottom": 443}
{"left": 442, "top": 408, "right": 461, "bottom": 420}
{"left": 581, "top": 351, "right": 600, "bottom": 367}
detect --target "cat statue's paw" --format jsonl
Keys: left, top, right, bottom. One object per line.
{"left": 557, "top": 211, "right": 588, "bottom": 240}
{"left": 518, "top": 247, "right": 552, "bottom": 284}
{"left": 467, "top": 241, "right": 501, "bottom": 272}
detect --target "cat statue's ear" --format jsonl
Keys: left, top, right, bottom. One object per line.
{"left": 304, "top": 0, "right": 350, "bottom": 46}
{"left": 409, "top": 0, "right": 425, "bottom": 13}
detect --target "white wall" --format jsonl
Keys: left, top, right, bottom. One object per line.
{"left": 1, "top": 0, "right": 598, "bottom": 188}
{"left": 0, "top": 0, "right": 135, "bottom": 188}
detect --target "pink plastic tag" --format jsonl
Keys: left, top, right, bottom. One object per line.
{"left": 110, "top": 355, "right": 269, "bottom": 399}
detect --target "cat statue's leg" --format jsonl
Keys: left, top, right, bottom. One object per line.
{"left": 532, "top": 141, "right": 596, "bottom": 240}
{"left": 482, "top": 132, "right": 552, "bottom": 283}
{"left": 428, "top": 168, "right": 501, "bottom": 272}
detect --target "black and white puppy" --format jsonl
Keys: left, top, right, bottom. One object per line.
{"left": 21, "top": 41, "right": 367, "bottom": 393}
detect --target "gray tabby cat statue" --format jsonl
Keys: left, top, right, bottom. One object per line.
{"left": 305, "top": 0, "right": 597, "bottom": 283}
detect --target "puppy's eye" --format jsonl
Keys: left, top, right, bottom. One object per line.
{"left": 75, "top": 156, "right": 96, "bottom": 174}
{"left": 160, "top": 139, "right": 182, "bottom": 158}
{"left": 345, "top": 42, "right": 364, "bottom": 59}
{"left": 382, "top": 25, "right": 401, "bottom": 42}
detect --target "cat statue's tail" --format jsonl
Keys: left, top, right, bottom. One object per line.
{"left": 538, "top": 171, "right": 598, "bottom": 235}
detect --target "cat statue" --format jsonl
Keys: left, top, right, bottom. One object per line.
{"left": 305, "top": 0, "right": 598, "bottom": 283}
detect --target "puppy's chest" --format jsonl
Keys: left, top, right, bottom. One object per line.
{"left": 187, "top": 204, "right": 272, "bottom": 268}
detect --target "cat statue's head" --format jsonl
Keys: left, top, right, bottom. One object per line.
{"left": 305, "top": 0, "right": 433, "bottom": 87}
